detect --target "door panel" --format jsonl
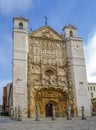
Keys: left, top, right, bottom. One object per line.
{"left": 46, "top": 104, "right": 53, "bottom": 117}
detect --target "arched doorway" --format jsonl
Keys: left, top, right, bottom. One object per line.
{"left": 35, "top": 88, "right": 72, "bottom": 117}
{"left": 46, "top": 103, "right": 53, "bottom": 117}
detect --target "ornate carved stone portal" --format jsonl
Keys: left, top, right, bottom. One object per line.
{"left": 35, "top": 88, "right": 68, "bottom": 117}
{"left": 27, "top": 26, "right": 76, "bottom": 118}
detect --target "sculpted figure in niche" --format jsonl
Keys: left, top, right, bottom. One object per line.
{"left": 34, "top": 66, "right": 40, "bottom": 74}
{"left": 51, "top": 76, "right": 57, "bottom": 85}
{"left": 42, "top": 76, "right": 51, "bottom": 85}
{"left": 58, "top": 68, "right": 64, "bottom": 75}
{"left": 28, "top": 87, "right": 36, "bottom": 99}
{"left": 58, "top": 77, "right": 67, "bottom": 86}
{"left": 42, "top": 69, "right": 57, "bottom": 86}
{"left": 42, "top": 77, "right": 48, "bottom": 85}
{"left": 33, "top": 77, "right": 40, "bottom": 85}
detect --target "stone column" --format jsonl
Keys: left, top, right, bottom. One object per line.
{"left": 52, "top": 105, "right": 56, "bottom": 120}
{"left": 36, "top": 106, "right": 40, "bottom": 121}
{"left": 81, "top": 106, "right": 86, "bottom": 120}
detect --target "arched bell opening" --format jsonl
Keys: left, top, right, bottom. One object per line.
{"left": 19, "top": 22, "right": 23, "bottom": 29}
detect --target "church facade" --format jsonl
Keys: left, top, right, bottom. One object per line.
{"left": 12, "top": 17, "right": 91, "bottom": 119}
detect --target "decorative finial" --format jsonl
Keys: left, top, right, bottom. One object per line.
{"left": 44, "top": 16, "right": 48, "bottom": 25}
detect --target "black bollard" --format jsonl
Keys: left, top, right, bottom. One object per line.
{"left": 81, "top": 106, "right": 86, "bottom": 120}
{"left": 36, "top": 106, "right": 40, "bottom": 121}
{"left": 52, "top": 105, "right": 56, "bottom": 120}
{"left": 67, "top": 106, "right": 72, "bottom": 120}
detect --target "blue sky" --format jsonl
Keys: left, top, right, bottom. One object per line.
{"left": 0, "top": 0, "right": 96, "bottom": 104}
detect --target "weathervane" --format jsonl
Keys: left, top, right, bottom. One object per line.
{"left": 44, "top": 16, "right": 48, "bottom": 25}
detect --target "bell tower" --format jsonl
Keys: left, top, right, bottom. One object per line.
{"left": 63, "top": 25, "right": 91, "bottom": 116}
{"left": 12, "top": 17, "right": 28, "bottom": 118}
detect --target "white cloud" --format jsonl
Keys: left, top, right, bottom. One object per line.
{"left": 0, "top": 0, "right": 32, "bottom": 15}
{"left": 85, "top": 30, "right": 96, "bottom": 82}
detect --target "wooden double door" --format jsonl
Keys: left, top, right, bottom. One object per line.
{"left": 46, "top": 103, "right": 53, "bottom": 117}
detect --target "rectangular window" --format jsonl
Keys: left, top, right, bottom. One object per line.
{"left": 93, "top": 87, "right": 95, "bottom": 91}
{"left": 90, "top": 86, "right": 92, "bottom": 91}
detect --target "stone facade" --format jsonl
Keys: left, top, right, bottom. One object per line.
{"left": 12, "top": 17, "right": 91, "bottom": 119}
{"left": 88, "top": 83, "right": 96, "bottom": 99}
{"left": 27, "top": 27, "right": 76, "bottom": 117}
{"left": 88, "top": 82, "right": 96, "bottom": 114}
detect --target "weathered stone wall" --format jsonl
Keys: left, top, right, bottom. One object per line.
{"left": 13, "top": 17, "right": 28, "bottom": 119}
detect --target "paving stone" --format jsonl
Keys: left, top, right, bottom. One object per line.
{"left": 0, "top": 116, "right": 96, "bottom": 130}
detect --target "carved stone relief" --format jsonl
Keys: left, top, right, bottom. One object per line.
{"left": 34, "top": 47, "right": 41, "bottom": 55}
{"left": 33, "top": 75, "right": 40, "bottom": 85}
{"left": 58, "top": 68, "right": 66, "bottom": 76}
{"left": 42, "top": 76, "right": 57, "bottom": 86}
{"left": 30, "top": 65, "right": 40, "bottom": 74}
{"left": 58, "top": 77, "right": 67, "bottom": 86}
{"left": 27, "top": 34, "right": 76, "bottom": 117}
{"left": 41, "top": 30, "right": 54, "bottom": 39}
{"left": 34, "top": 56, "right": 40, "bottom": 64}
{"left": 56, "top": 58, "right": 63, "bottom": 66}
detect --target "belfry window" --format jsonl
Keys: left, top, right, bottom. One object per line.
{"left": 19, "top": 22, "right": 23, "bottom": 29}
{"left": 70, "top": 30, "right": 73, "bottom": 37}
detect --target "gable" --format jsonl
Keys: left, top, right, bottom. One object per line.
{"left": 29, "top": 25, "right": 63, "bottom": 41}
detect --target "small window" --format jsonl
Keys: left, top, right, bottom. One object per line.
{"left": 93, "top": 86, "right": 95, "bottom": 91}
{"left": 19, "top": 22, "right": 23, "bottom": 29}
{"left": 90, "top": 86, "right": 92, "bottom": 91}
{"left": 70, "top": 30, "right": 73, "bottom": 37}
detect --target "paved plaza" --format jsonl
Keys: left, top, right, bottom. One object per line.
{"left": 0, "top": 116, "right": 96, "bottom": 130}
